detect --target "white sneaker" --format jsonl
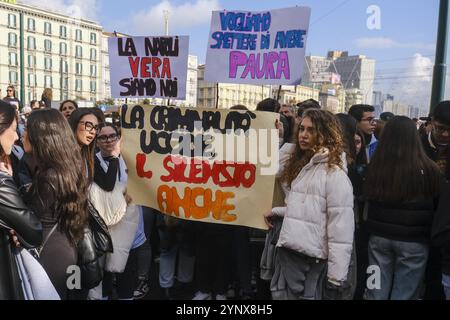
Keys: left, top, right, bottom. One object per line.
{"left": 192, "top": 291, "right": 212, "bottom": 300}
{"left": 215, "top": 294, "right": 227, "bottom": 300}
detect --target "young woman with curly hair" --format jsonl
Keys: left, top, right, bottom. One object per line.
{"left": 265, "top": 109, "right": 354, "bottom": 300}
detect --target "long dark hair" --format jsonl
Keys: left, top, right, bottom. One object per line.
{"left": 336, "top": 113, "right": 357, "bottom": 165}
{"left": 27, "top": 109, "right": 89, "bottom": 242}
{"left": 355, "top": 128, "right": 367, "bottom": 166}
{"left": 59, "top": 99, "right": 79, "bottom": 112}
{"left": 282, "top": 109, "right": 345, "bottom": 187}
{"left": 0, "top": 100, "right": 17, "bottom": 161}
{"left": 365, "top": 116, "right": 441, "bottom": 203}
{"left": 69, "top": 107, "right": 105, "bottom": 180}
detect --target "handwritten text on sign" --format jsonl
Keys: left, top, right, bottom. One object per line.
{"left": 108, "top": 36, "right": 189, "bottom": 99}
{"left": 120, "top": 105, "right": 278, "bottom": 229}
{"left": 205, "top": 7, "right": 311, "bottom": 85}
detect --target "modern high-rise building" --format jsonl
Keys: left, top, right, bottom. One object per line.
{"left": 303, "top": 51, "right": 376, "bottom": 105}
{"left": 0, "top": 1, "right": 103, "bottom": 106}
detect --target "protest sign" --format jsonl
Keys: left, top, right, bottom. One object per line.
{"left": 205, "top": 7, "right": 311, "bottom": 85}
{"left": 121, "top": 104, "right": 279, "bottom": 230}
{"left": 108, "top": 36, "right": 189, "bottom": 99}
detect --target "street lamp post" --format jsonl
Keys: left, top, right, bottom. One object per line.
{"left": 430, "top": 0, "right": 449, "bottom": 114}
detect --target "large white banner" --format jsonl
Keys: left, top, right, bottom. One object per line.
{"left": 108, "top": 36, "right": 189, "bottom": 99}
{"left": 205, "top": 7, "right": 311, "bottom": 85}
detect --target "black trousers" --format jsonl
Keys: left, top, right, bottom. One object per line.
{"left": 229, "top": 226, "right": 252, "bottom": 295}
{"left": 195, "top": 223, "right": 232, "bottom": 295}
{"left": 102, "top": 247, "right": 138, "bottom": 299}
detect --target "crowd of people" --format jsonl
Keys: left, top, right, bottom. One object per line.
{"left": 1, "top": 87, "right": 450, "bottom": 300}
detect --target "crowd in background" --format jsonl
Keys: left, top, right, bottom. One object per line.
{"left": 1, "top": 85, "right": 450, "bottom": 300}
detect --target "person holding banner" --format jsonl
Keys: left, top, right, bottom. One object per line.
{"left": 265, "top": 109, "right": 354, "bottom": 300}
{"left": 90, "top": 123, "right": 147, "bottom": 300}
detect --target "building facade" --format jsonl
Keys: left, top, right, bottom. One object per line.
{"left": 319, "top": 93, "right": 340, "bottom": 114}
{"left": 345, "top": 88, "right": 364, "bottom": 112}
{"left": 328, "top": 51, "right": 375, "bottom": 105}
{"left": 275, "top": 85, "right": 319, "bottom": 105}
{"left": 197, "top": 65, "right": 271, "bottom": 110}
{"left": 303, "top": 51, "right": 376, "bottom": 106}
{"left": 0, "top": 1, "right": 103, "bottom": 106}
{"left": 319, "top": 83, "right": 346, "bottom": 113}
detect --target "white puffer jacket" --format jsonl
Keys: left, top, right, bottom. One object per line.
{"left": 273, "top": 147, "right": 354, "bottom": 282}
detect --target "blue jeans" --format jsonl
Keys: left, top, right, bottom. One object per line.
{"left": 365, "top": 235, "right": 429, "bottom": 300}
{"left": 158, "top": 228, "right": 195, "bottom": 288}
{"left": 442, "top": 274, "right": 450, "bottom": 300}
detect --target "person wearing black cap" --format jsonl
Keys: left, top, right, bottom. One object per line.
{"left": 422, "top": 100, "right": 450, "bottom": 300}
{"left": 379, "top": 112, "right": 395, "bottom": 122}
{"left": 422, "top": 101, "right": 450, "bottom": 179}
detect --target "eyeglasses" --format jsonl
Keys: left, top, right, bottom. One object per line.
{"left": 7, "top": 89, "right": 13, "bottom": 92}
{"left": 97, "top": 133, "right": 119, "bottom": 143}
{"left": 79, "top": 121, "right": 99, "bottom": 133}
{"left": 361, "top": 117, "right": 376, "bottom": 124}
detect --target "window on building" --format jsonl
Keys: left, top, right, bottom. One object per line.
{"left": 76, "top": 62, "right": 83, "bottom": 75}
{"left": 90, "top": 65, "right": 97, "bottom": 77}
{"left": 60, "top": 25, "right": 67, "bottom": 38}
{"left": 90, "top": 32, "right": 97, "bottom": 44}
{"left": 8, "top": 33, "right": 17, "bottom": 47}
{"left": 27, "top": 18, "right": 35, "bottom": 31}
{"left": 90, "top": 80, "right": 96, "bottom": 93}
{"left": 76, "top": 45, "right": 82, "bottom": 58}
{"left": 61, "top": 60, "right": 68, "bottom": 73}
{"left": 27, "top": 36, "right": 36, "bottom": 50}
{"left": 59, "top": 42, "right": 67, "bottom": 55}
{"left": 90, "top": 48, "right": 97, "bottom": 61}
{"left": 44, "top": 39, "right": 52, "bottom": 52}
{"left": 28, "top": 55, "right": 36, "bottom": 68}
{"left": 9, "top": 71, "right": 18, "bottom": 84}
{"left": 9, "top": 52, "right": 18, "bottom": 66}
{"left": 44, "top": 75, "right": 53, "bottom": 88}
{"left": 28, "top": 73, "right": 36, "bottom": 86}
{"left": 62, "top": 77, "right": 69, "bottom": 90}
{"left": 44, "top": 57, "right": 52, "bottom": 71}
{"left": 8, "top": 14, "right": 16, "bottom": 28}
{"left": 75, "top": 79, "right": 83, "bottom": 92}
{"left": 76, "top": 29, "right": 82, "bottom": 42}
{"left": 44, "top": 22, "right": 52, "bottom": 35}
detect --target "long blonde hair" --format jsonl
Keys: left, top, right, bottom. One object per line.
{"left": 42, "top": 88, "right": 53, "bottom": 101}
{"left": 282, "top": 109, "right": 345, "bottom": 187}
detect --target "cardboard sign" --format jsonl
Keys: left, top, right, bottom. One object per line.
{"left": 108, "top": 36, "right": 189, "bottom": 99}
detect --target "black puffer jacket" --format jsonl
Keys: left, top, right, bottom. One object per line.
{"left": 432, "top": 180, "right": 450, "bottom": 276}
{"left": 366, "top": 197, "right": 437, "bottom": 243}
{"left": 0, "top": 171, "right": 42, "bottom": 300}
